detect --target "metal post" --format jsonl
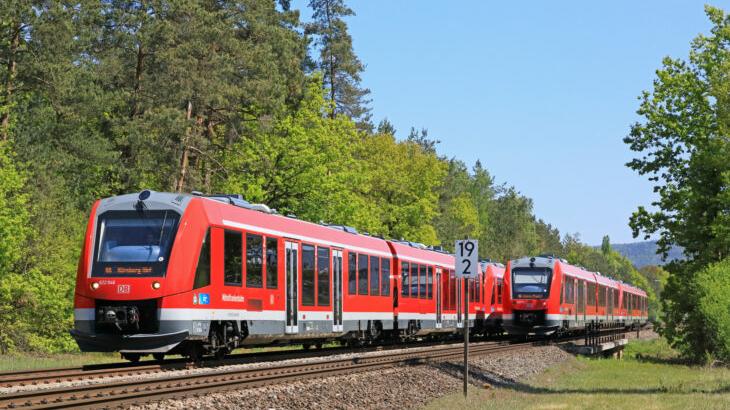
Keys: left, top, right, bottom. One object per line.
{"left": 463, "top": 278, "right": 469, "bottom": 398}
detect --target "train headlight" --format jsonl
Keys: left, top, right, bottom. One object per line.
{"left": 90, "top": 282, "right": 100, "bottom": 290}
{"left": 152, "top": 281, "right": 161, "bottom": 290}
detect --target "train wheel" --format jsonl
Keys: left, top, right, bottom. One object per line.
{"left": 214, "top": 347, "right": 228, "bottom": 360}
{"left": 302, "top": 343, "right": 312, "bottom": 350}
{"left": 152, "top": 353, "right": 165, "bottom": 362}
{"left": 122, "top": 353, "right": 141, "bottom": 363}
{"left": 187, "top": 344, "right": 203, "bottom": 362}
{"left": 315, "top": 342, "right": 323, "bottom": 350}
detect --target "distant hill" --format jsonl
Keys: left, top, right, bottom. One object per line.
{"left": 607, "top": 240, "right": 685, "bottom": 268}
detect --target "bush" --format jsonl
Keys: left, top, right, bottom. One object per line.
{"left": 693, "top": 258, "right": 730, "bottom": 364}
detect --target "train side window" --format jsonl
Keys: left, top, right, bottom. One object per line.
{"left": 193, "top": 229, "right": 210, "bottom": 289}
{"left": 560, "top": 279, "right": 564, "bottom": 304}
{"left": 411, "top": 263, "right": 419, "bottom": 298}
{"left": 491, "top": 283, "right": 496, "bottom": 304}
{"left": 381, "top": 258, "right": 390, "bottom": 296}
{"left": 427, "top": 266, "right": 433, "bottom": 299}
{"left": 569, "top": 280, "right": 574, "bottom": 304}
{"left": 317, "top": 247, "right": 330, "bottom": 306}
{"left": 224, "top": 230, "right": 243, "bottom": 286}
{"left": 348, "top": 252, "right": 357, "bottom": 295}
{"left": 598, "top": 285, "right": 605, "bottom": 307}
{"left": 419, "top": 265, "right": 427, "bottom": 299}
{"left": 246, "top": 233, "right": 263, "bottom": 288}
{"left": 401, "top": 262, "right": 410, "bottom": 297}
{"left": 265, "top": 237, "right": 278, "bottom": 289}
{"left": 302, "top": 244, "right": 315, "bottom": 306}
{"left": 369, "top": 255, "right": 380, "bottom": 296}
{"left": 497, "top": 281, "right": 503, "bottom": 304}
{"left": 358, "top": 254, "right": 368, "bottom": 295}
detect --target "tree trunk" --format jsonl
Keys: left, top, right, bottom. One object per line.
{"left": 1, "top": 22, "right": 20, "bottom": 141}
{"left": 175, "top": 101, "right": 194, "bottom": 193}
{"left": 129, "top": 42, "right": 144, "bottom": 119}
{"left": 325, "top": 1, "right": 336, "bottom": 118}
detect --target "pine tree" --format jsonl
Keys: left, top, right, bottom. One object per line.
{"left": 601, "top": 235, "right": 611, "bottom": 255}
{"left": 306, "top": 0, "right": 371, "bottom": 129}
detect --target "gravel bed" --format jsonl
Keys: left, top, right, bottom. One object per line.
{"left": 0, "top": 342, "right": 488, "bottom": 395}
{"left": 627, "top": 327, "right": 659, "bottom": 340}
{"left": 2, "top": 328, "right": 658, "bottom": 400}
{"left": 131, "top": 346, "right": 574, "bottom": 410}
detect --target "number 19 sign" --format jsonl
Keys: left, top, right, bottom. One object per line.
{"left": 455, "top": 239, "right": 478, "bottom": 279}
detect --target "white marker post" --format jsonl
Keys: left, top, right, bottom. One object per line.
{"left": 455, "top": 239, "right": 478, "bottom": 398}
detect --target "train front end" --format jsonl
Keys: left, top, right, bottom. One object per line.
{"left": 502, "top": 256, "right": 560, "bottom": 336}
{"left": 71, "top": 191, "right": 199, "bottom": 359}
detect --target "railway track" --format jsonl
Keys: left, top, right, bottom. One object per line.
{"left": 0, "top": 328, "right": 626, "bottom": 409}
{"left": 0, "top": 339, "right": 532, "bottom": 410}
{"left": 0, "top": 336, "right": 507, "bottom": 388}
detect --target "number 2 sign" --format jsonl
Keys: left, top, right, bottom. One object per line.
{"left": 455, "top": 239, "right": 479, "bottom": 279}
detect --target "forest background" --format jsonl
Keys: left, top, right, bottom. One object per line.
{"left": 0, "top": 0, "right": 660, "bottom": 353}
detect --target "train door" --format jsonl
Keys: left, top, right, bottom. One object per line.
{"left": 285, "top": 241, "right": 299, "bottom": 334}
{"left": 573, "top": 279, "right": 578, "bottom": 323}
{"left": 435, "top": 268, "right": 443, "bottom": 329}
{"left": 456, "top": 276, "right": 463, "bottom": 328}
{"left": 608, "top": 289, "right": 613, "bottom": 321}
{"left": 577, "top": 280, "right": 585, "bottom": 323}
{"left": 332, "top": 250, "right": 343, "bottom": 332}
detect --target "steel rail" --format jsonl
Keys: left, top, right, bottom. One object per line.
{"left": 0, "top": 340, "right": 527, "bottom": 410}
{"left": 0, "top": 335, "right": 513, "bottom": 388}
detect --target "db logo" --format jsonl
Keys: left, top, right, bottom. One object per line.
{"left": 117, "top": 284, "right": 131, "bottom": 294}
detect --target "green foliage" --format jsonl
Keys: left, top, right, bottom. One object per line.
{"left": 0, "top": 141, "right": 29, "bottom": 273}
{"left": 0, "top": 0, "right": 662, "bottom": 354}
{"left": 221, "top": 76, "right": 371, "bottom": 229}
{"left": 356, "top": 132, "right": 446, "bottom": 243}
{"left": 674, "top": 259, "right": 730, "bottom": 364}
{"left": 624, "top": 6, "right": 730, "bottom": 361}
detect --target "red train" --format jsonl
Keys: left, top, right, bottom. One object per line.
{"left": 71, "top": 191, "right": 648, "bottom": 361}
{"left": 71, "top": 191, "right": 500, "bottom": 361}
{"left": 502, "top": 256, "right": 649, "bottom": 335}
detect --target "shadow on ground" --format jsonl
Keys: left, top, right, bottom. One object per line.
{"left": 428, "top": 360, "right": 730, "bottom": 396}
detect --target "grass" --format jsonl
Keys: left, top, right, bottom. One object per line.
{"left": 0, "top": 352, "right": 120, "bottom": 372}
{"left": 426, "top": 338, "right": 730, "bottom": 410}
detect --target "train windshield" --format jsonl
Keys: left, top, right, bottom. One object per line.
{"left": 512, "top": 267, "right": 552, "bottom": 299}
{"left": 93, "top": 210, "right": 180, "bottom": 277}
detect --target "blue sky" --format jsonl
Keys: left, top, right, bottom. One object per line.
{"left": 294, "top": 1, "right": 728, "bottom": 245}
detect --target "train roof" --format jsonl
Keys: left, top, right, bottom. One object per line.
{"left": 621, "top": 283, "right": 647, "bottom": 296}
{"left": 387, "top": 240, "right": 455, "bottom": 269}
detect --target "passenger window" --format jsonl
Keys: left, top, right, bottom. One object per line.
{"left": 265, "top": 237, "right": 278, "bottom": 289}
{"left": 381, "top": 258, "right": 390, "bottom": 296}
{"left": 419, "top": 265, "right": 427, "bottom": 299}
{"left": 401, "top": 262, "right": 410, "bottom": 297}
{"left": 370, "top": 256, "right": 380, "bottom": 296}
{"left": 246, "top": 233, "right": 263, "bottom": 288}
{"left": 427, "top": 266, "right": 433, "bottom": 299}
{"left": 348, "top": 252, "right": 357, "bottom": 295}
{"left": 317, "top": 247, "right": 330, "bottom": 306}
{"left": 302, "top": 245, "right": 315, "bottom": 306}
{"left": 224, "top": 230, "right": 242, "bottom": 286}
{"left": 193, "top": 229, "right": 210, "bottom": 289}
{"left": 358, "top": 254, "right": 368, "bottom": 295}
{"left": 490, "top": 284, "right": 496, "bottom": 304}
{"left": 411, "top": 263, "right": 419, "bottom": 297}
{"left": 497, "top": 281, "right": 503, "bottom": 304}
